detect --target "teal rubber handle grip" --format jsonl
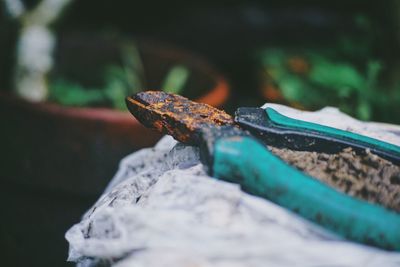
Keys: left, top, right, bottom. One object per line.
{"left": 266, "top": 107, "right": 400, "bottom": 156}
{"left": 235, "top": 107, "right": 400, "bottom": 165}
{"left": 213, "top": 136, "right": 400, "bottom": 250}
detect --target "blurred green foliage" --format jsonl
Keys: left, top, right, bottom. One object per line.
{"left": 49, "top": 44, "right": 189, "bottom": 110}
{"left": 162, "top": 65, "right": 190, "bottom": 94}
{"left": 258, "top": 31, "right": 400, "bottom": 123}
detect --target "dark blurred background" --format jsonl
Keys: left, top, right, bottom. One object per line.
{"left": 2, "top": 0, "right": 400, "bottom": 112}
{"left": 1, "top": 1, "right": 400, "bottom": 266}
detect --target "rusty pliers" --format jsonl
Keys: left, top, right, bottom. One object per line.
{"left": 126, "top": 91, "right": 400, "bottom": 250}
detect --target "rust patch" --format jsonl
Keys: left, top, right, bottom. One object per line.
{"left": 126, "top": 91, "right": 234, "bottom": 145}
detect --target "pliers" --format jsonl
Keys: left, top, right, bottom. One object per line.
{"left": 126, "top": 91, "right": 400, "bottom": 251}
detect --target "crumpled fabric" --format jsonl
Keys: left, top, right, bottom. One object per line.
{"left": 66, "top": 105, "right": 400, "bottom": 267}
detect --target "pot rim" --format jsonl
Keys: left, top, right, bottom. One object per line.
{"left": 2, "top": 42, "right": 230, "bottom": 124}
{"left": 1, "top": 76, "right": 229, "bottom": 125}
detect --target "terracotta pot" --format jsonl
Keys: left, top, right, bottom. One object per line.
{"left": 0, "top": 36, "right": 229, "bottom": 267}
{"left": 1, "top": 36, "right": 229, "bottom": 195}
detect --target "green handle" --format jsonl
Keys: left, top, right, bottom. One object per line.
{"left": 213, "top": 136, "right": 400, "bottom": 250}
{"left": 266, "top": 107, "right": 400, "bottom": 156}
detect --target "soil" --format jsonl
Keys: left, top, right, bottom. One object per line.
{"left": 269, "top": 147, "right": 400, "bottom": 213}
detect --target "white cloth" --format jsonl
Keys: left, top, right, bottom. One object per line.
{"left": 66, "top": 106, "right": 400, "bottom": 267}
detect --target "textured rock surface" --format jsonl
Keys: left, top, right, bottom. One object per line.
{"left": 66, "top": 105, "right": 400, "bottom": 267}
{"left": 269, "top": 146, "right": 400, "bottom": 212}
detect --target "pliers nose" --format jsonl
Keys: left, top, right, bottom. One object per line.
{"left": 126, "top": 90, "right": 234, "bottom": 145}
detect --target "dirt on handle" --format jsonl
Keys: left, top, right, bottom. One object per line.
{"left": 269, "top": 147, "right": 400, "bottom": 213}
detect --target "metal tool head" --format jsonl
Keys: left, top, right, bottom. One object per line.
{"left": 126, "top": 91, "right": 235, "bottom": 145}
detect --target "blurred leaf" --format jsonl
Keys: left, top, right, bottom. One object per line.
{"left": 49, "top": 79, "right": 105, "bottom": 107}
{"left": 162, "top": 65, "right": 190, "bottom": 94}
{"left": 309, "top": 57, "right": 365, "bottom": 92}
{"left": 356, "top": 100, "right": 372, "bottom": 121}
{"left": 278, "top": 75, "right": 304, "bottom": 102}
{"left": 257, "top": 42, "right": 400, "bottom": 123}
{"left": 50, "top": 43, "right": 145, "bottom": 110}
{"left": 120, "top": 42, "right": 145, "bottom": 93}
{"left": 49, "top": 43, "right": 191, "bottom": 110}
{"left": 366, "top": 60, "right": 382, "bottom": 91}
